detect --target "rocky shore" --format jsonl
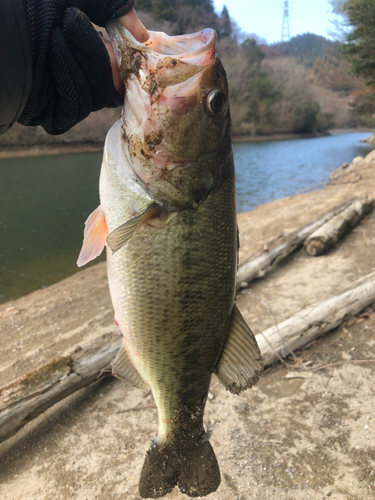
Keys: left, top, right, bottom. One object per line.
{"left": 1, "top": 148, "right": 375, "bottom": 499}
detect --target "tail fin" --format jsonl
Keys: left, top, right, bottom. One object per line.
{"left": 139, "top": 439, "right": 220, "bottom": 498}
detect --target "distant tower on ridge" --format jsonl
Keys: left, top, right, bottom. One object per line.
{"left": 281, "top": 0, "right": 290, "bottom": 41}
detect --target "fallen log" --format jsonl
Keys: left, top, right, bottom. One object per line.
{"left": 304, "top": 195, "right": 374, "bottom": 256}
{"left": 0, "top": 330, "right": 122, "bottom": 444}
{"left": 2, "top": 272, "right": 375, "bottom": 443}
{"left": 256, "top": 271, "right": 375, "bottom": 366}
{"left": 236, "top": 198, "right": 356, "bottom": 288}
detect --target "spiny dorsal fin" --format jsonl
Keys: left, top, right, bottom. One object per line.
{"left": 215, "top": 304, "right": 263, "bottom": 395}
{"left": 107, "top": 203, "right": 160, "bottom": 254}
{"left": 112, "top": 345, "right": 149, "bottom": 390}
{"left": 77, "top": 206, "right": 108, "bottom": 267}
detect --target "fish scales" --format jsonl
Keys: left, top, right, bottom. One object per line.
{"left": 78, "top": 22, "right": 263, "bottom": 499}
{"left": 107, "top": 152, "right": 236, "bottom": 431}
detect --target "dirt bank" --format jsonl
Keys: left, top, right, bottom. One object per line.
{"left": 0, "top": 131, "right": 350, "bottom": 159}
{"left": 0, "top": 142, "right": 104, "bottom": 159}
{"left": 0, "top": 153, "right": 375, "bottom": 500}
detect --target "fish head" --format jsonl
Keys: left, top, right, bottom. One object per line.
{"left": 107, "top": 22, "right": 232, "bottom": 208}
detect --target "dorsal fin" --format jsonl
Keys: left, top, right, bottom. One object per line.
{"left": 215, "top": 304, "right": 263, "bottom": 394}
{"left": 77, "top": 206, "right": 108, "bottom": 267}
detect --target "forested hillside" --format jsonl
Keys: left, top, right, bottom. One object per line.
{"left": 334, "top": 0, "right": 375, "bottom": 121}
{"left": 220, "top": 32, "right": 362, "bottom": 136}
{"left": 0, "top": 0, "right": 368, "bottom": 148}
{"left": 273, "top": 34, "right": 338, "bottom": 61}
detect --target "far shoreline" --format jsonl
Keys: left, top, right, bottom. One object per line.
{"left": 0, "top": 141, "right": 104, "bottom": 159}
{"left": 0, "top": 129, "right": 373, "bottom": 159}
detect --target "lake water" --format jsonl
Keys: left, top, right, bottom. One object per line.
{"left": 0, "top": 132, "right": 373, "bottom": 303}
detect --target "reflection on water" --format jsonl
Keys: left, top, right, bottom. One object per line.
{"left": 0, "top": 132, "right": 373, "bottom": 303}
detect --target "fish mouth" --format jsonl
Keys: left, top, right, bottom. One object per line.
{"left": 106, "top": 22, "right": 221, "bottom": 205}
{"left": 140, "top": 27, "right": 216, "bottom": 62}
{"left": 106, "top": 21, "right": 217, "bottom": 78}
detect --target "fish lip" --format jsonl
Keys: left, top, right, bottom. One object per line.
{"left": 106, "top": 19, "right": 216, "bottom": 62}
{"left": 106, "top": 19, "right": 148, "bottom": 58}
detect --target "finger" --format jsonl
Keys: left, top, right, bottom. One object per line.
{"left": 118, "top": 8, "right": 149, "bottom": 43}
{"left": 100, "top": 34, "right": 125, "bottom": 96}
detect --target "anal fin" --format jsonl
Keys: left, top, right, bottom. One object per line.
{"left": 112, "top": 345, "right": 149, "bottom": 390}
{"left": 215, "top": 304, "right": 263, "bottom": 395}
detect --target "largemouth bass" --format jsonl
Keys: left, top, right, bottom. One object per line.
{"left": 77, "top": 22, "right": 263, "bottom": 499}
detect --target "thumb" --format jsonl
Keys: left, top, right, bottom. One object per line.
{"left": 117, "top": 8, "right": 149, "bottom": 43}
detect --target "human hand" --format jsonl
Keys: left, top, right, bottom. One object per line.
{"left": 18, "top": 0, "right": 149, "bottom": 135}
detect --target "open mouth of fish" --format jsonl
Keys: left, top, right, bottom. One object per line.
{"left": 104, "top": 18, "right": 232, "bottom": 213}
{"left": 105, "top": 21, "right": 222, "bottom": 182}
{"left": 106, "top": 21, "right": 217, "bottom": 76}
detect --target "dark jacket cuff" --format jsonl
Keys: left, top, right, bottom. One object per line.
{"left": 0, "top": 0, "right": 32, "bottom": 134}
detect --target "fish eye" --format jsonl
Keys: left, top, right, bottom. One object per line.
{"left": 206, "top": 90, "right": 226, "bottom": 115}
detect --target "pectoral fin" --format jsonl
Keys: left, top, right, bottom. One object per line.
{"left": 107, "top": 203, "right": 160, "bottom": 253}
{"left": 112, "top": 345, "right": 149, "bottom": 390}
{"left": 215, "top": 304, "right": 263, "bottom": 395}
{"left": 77, "top": 206, "right": 108, "bottom": 267}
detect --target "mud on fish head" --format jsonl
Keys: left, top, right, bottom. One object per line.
{"left": 107, "top": 21, "right": 231, "bottom": 208}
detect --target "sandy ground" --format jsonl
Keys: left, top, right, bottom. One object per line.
{"left": 1, "top": 152, "right": 375, "bottom": 500}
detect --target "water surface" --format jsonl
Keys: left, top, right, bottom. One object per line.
{"left": 0, "top": 153, "right": 102, "bottom": 303}
{"left": 0, "top": 132, "right": 373, "bottom": 303}
{"left": 234, "top": 132, "right": 374, "bottom": 212}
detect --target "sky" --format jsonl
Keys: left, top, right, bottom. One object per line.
{"left": 213, "top": 0, "right": 343, "bottom": 44}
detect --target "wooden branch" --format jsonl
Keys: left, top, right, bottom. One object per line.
{"left": 1, "top": 256, "right": 375, "bottom": 443}
{"left": 304, "top": 195, "right": 374, "bottom": 256}
{"left": 236, "top": 198, "right": 356, "bottom": 288}
{"left": 256, "top": 271, "right": 375, "bottom": 366}
{"left": 0, "top": 330, "right": 122, "bottom": 444}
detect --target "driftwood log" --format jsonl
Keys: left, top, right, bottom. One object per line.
{"left": 256, "top": 271, "right": 375, "bottom": 366}
{"left": 0, "top": 330, "right": 122, "bottom": 444}
{"left": 304, "top": 195, "right": 374, "bottom": 256}
{"left": 2, "top": 272, "right": 375, "bottom": 443}
{"left": 236, "top": 198, "right": 356, "bottom": 288}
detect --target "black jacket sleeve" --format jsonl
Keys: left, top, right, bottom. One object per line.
{"left": 0, "top": 0, "right": 32, "bottom": 134}
{"left": 0, "top": 0, "right": 134, "bottom": 136}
